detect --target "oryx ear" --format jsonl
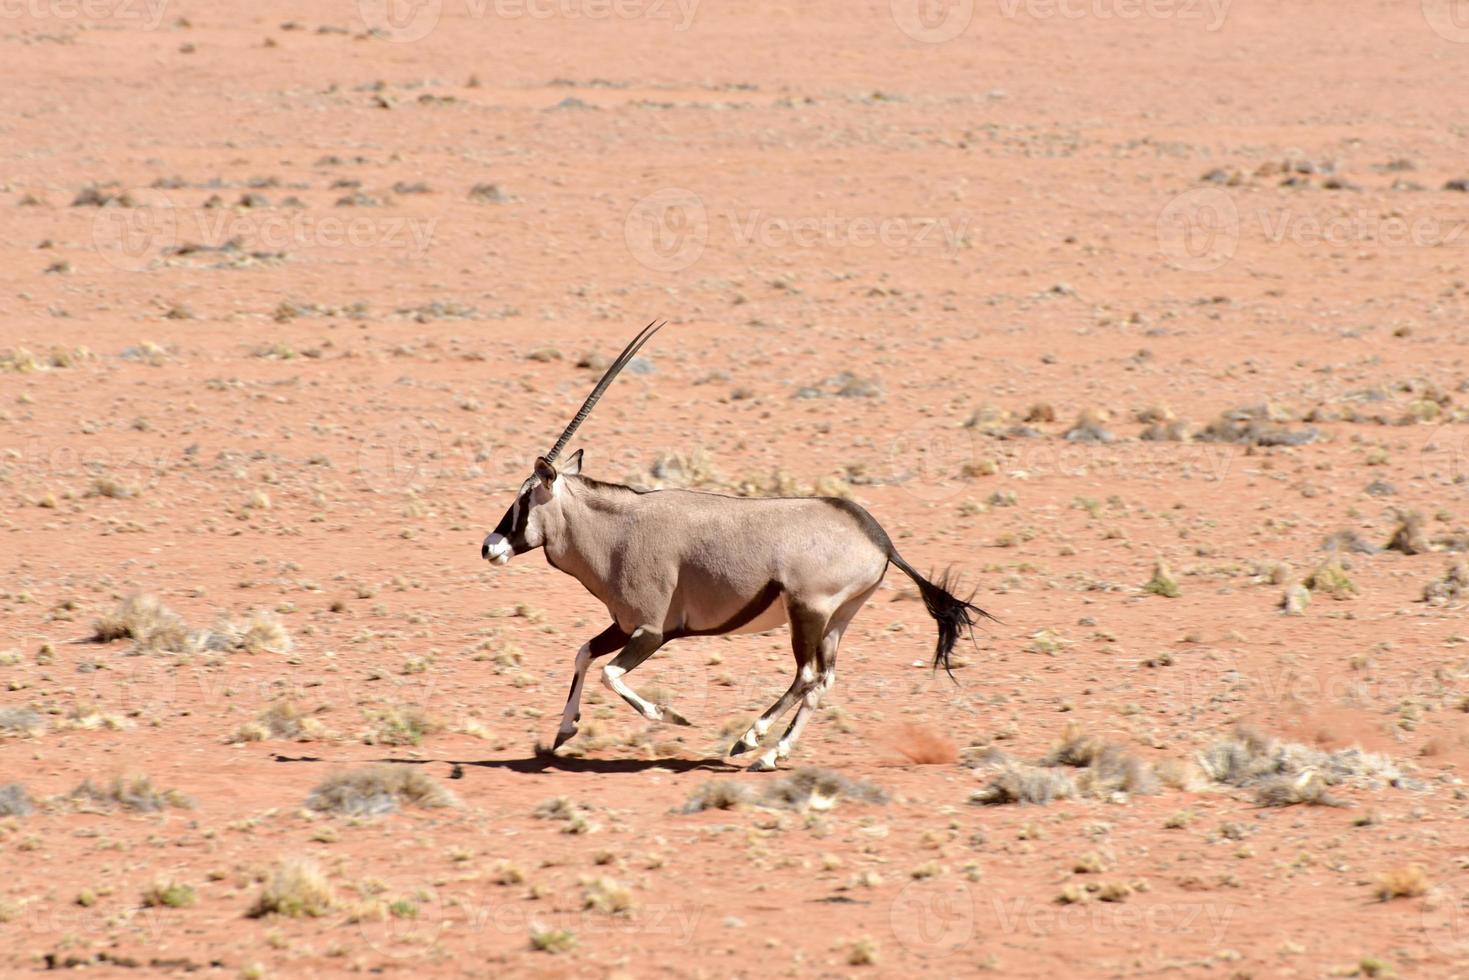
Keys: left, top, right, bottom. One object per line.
{"left": 533, "top": 455, "right": 557, "bottom": 487}
{"left": 561, "top": 449, "right": 583, "bottom": 476}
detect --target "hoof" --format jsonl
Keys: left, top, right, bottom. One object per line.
{"left": 748, "top": 755, "right": 778, "bottom": 773}
{"left": 727, "top": 738, "right": 754, "bottom": 756}
{"left": 660, "top": 706, "right": 693, "bottom": 727}
{"left": 552, "top": 729, "right": 576, "bottom": 750}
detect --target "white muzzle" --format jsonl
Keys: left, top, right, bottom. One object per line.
{"left": 483, "top": 533, "right": 512, "bottom": 566}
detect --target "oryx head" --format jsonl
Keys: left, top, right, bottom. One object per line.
{"left": 481, "top": 320, "right": 664, "bottom": 566}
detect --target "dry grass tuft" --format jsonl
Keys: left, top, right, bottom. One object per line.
{"left": 1042, "top": 726, "right": 1158, "bottom": 798}
{"left": 249, "top": 859, "right": 335, "bottom": 918}
{"left": 203, "top": 611, "right": 292, "bottom": 655}
{"left": 581, "top": 875, "right": 634, "bottom": 914}
{"left": 971, "top": 764, "right": 1077, "bottom": 806}
{"left": 142, "top": 880, "right": 197, "bottom": 908}
{"left": 0, "top": 784, "right": 33, "bottom": 817}
{"left": 649, "top": 448, "right": 720, "bottom": 488}
{"left": 1197, "top": 726, "right": 1405, "bottom": 800}
{"left": 1063, "top": 409, "right": 1114, "bottom": 443}
{"left": 230, "top": 701, "right": 333, "bottom": 743}
{"left": 763, "top": 768, "right": 888, "bottom": 810}
{"left": 1423, "top": 561, "right": 1469, "bottom": 605}
{"left": 893, "top": 723, "right": 959, "bottom": 765}
{"left": 681, "top": 780, "right": 755, "bottom": 813}
{"left": 533, "top": 796, "right": 598, "bottom": 832}
{"left": 1255, "top": 772, "right": 1346, "bottom": 807}
{"left": 1303, "top": 558, "right": 1358, "bottom": 599}
{"left": 1141, "top": 559, "right": 1180, "bottom": 598}
{"left": 306, "top": 765, "right": 457, "bottom": 816}
{"left": 69, "top": 775, "right": 193, "bottom": 812}
{"left": 1374, "top": 864, "right": 1428, "bottom": 902}
{"left": 529, "top": 923, "right": 577, "bottom": 953}
{"left": 1385, "top": 510, "right": 1430, "bottom": 555}
{"left": 0, "top": 707, "right": 45, "bottom": 739}
{"left": 361, "top": 705, "right": 440, "bottom": 746}
{"left": 91, "top": 594, "right": 193, "bottom": 654}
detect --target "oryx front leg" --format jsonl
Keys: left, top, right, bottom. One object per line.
{"left": 600, "top": 628, "right": 691, "bottom": 726}
{"left": 554, "top": 623, "right": 629, "bottom": 750}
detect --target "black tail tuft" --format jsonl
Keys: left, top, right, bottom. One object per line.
{"left": 889, "top": 556, "right": 996, "bottom": 681}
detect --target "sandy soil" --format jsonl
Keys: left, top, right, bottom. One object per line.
{"left": 3, "top": 0, "right": 1469, "bottom": 976}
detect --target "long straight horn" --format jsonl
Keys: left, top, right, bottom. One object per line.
{"left": 544, "top": 319, "right": 666, "bottom": 464}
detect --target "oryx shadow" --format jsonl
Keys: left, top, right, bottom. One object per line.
{"left": 435, "top": 754, "right": 741, "bottom": 776}
{"left": 271, "top": 753, "right": 739, "bottom": 776}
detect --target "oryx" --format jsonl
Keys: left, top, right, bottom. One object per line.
{"left": 481, "top": 321, "right": 992, "bottom": 770}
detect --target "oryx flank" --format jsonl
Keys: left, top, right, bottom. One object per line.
{"left": 482, "top": 321, "right": 992, "bottom": 771}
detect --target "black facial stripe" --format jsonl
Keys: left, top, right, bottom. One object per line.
{"left": 493, "top": 481, "right": 537, "bottom": 550}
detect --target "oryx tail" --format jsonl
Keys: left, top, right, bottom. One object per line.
{"left": 886, "top": 554, "right": 994, "bottom": 679}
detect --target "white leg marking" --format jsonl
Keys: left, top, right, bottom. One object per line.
{"left": 601, "top": 663, "right": 662, "bottom": 721}
{"left": 772, "top": 669, "right": 836, "bottom": 763}
{"left": 557, "top": 642, "right": 593, "bottom": 738}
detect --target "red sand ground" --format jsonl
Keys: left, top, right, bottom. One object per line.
{"left": 3, "top": 0, "right": 1469, "bottom": 976}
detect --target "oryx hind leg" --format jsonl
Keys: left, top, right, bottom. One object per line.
{"left": 752, "top": 581, "right": 880, "bottom": 772}
{"left": 554, "top": 623, "right": 629, "bottom": 749}
{"left": 732, "top": 600, "right": 825, "bottom": 763}
{"left": 600, "top": 627, "right": 692, "bottom": 726}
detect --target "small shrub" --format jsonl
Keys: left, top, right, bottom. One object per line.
{"left": 69, "top": 775, "right": 193, "bottom": 812}
{"left": 1385, "top": 510, "right": 1430, "bottom": 555}
{"left": 1374, "top": 864, "right": 1428, "bottom": 902}
{"left": 581, "top": 876, "right": 633, "bottom": 915}
{"left": 91, "top": 594, "right": 193, "bottom": 654}
{"left": 361, "top": 705, "right": 438, "bottom": 746}
{"left": 249, "top": 859, "right": 335, "bottom": 918}
{"left": 1142, "top": 559, "right": 1180, "bottom": 598}
{"left": 0, "top": 708, "right": 44, "bottom": 738}
{"left": 143, "top": 880, "right": 197, "bottom": 908}
{"left": 529, "top": 923, "right": 576, "bottom": 953}
{"left": 847, "top": 937, "right": 879, "bottom": 966}
{"left": 680, "top": 781, "right": 754, "bottom": 813}
{"left": 1423, "top": 562, "right": 1469, "bottom": 605}
{"left": 971, "top": 765, "right": 1077, "bottom": 806}
{"left": 306, "top": 765, "right": 457, "bottom": 816}
{"left": 231, "top": 701, "right": 332, "bottom": 743}
{"left": 1254, "top": 773, "right": 1346, "bottom": 807}
{"left": 763, "top": 768, "right": 888, "bottom": 810}
{"left": 202, "top": 611, "right": 292, "bottom": 655}
{"left": 1304, "top": 559, "right": 1358, "bottom": 599}
{"left": 0, "top": 784, "right": 33, "bottom": 816}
